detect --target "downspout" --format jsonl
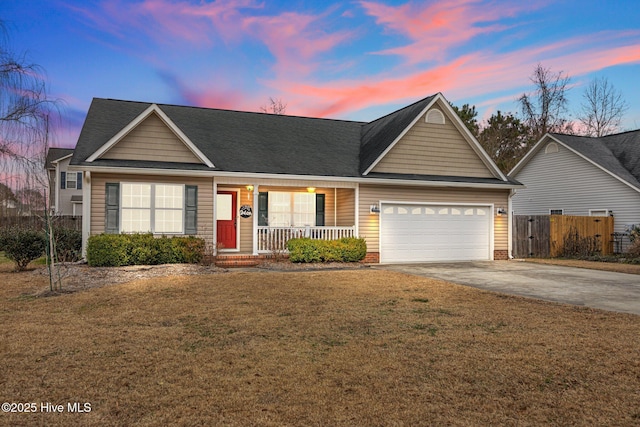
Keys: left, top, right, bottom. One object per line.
{"left": 508, "top": 188, "right": 516, "bottom": 259}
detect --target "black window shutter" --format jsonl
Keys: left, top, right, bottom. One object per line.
{"left": 315, "top": 193, "right": 325, "bottom": 226}
{"left": 60, "top": 171, "right": 66, "bottom": 189}
{"left": 77, "top": 172, "right": 83, "bottom": 190}
{"left": 105, "top": 183, "right": 119, "bottom": 234}
{"left": 184, "top": 185, "right": 198, "bottom": 235}
{"left": 258, "top": 192, "right": 268, "bottom": 226}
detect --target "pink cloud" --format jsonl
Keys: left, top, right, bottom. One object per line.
{"left": 73, "top": 0, "right": 352, "bottom": 78}
{"left": 359, "top": 0, "right": 545, "bottom": 64}
{"left": 242, "top": 11, "right": 353, "bottom": 76}
{"left": 273, "top": 31, "right": 640, "bottom": 119}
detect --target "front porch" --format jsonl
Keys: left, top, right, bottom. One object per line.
{"left": 257, "top": 225, "right": 356, "bottom": 253}
{"left": 213, "top": 179, "right": 358, "bottom": 258}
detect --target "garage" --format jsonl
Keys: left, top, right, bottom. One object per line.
{"left": 379, "top": 203, "right": 492, "bottom": 263}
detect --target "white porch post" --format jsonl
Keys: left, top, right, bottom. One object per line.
{"left": 354, "top": 184, "right": 360, "bottom": 237}
{"left": 81, "top": 171, "right": 91, "bottom": 259}
{"left": 212, "top": 179, "right": 217, "bottom": 256}
{"left": 252, "top": 184, "right": 259, "bottom": 255}
{"left": 54, "top": 162, "right": 60, "bottom": 214}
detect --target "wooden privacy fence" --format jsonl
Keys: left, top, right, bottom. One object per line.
{"left": 0, "top": 215, "right": 82, "bottom": 231}
{"left": 513, "top": 215, "right": 614, "bottom": 258}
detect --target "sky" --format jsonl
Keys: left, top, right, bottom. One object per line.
{"left": 3, "top": 0, "right": 640, "bottom": 149}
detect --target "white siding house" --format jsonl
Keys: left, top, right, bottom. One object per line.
{"left": 510, "top": 132, "right": 640, "bottom": 252}
{"left": 46, "top": 148, "right": 83, "bottom": 216}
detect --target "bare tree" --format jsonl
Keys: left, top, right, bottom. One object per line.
{"left": 1, "top": 21, "right": 64, "bottom": 290}
{"left": 260, "top": 97, "right": 287, "bottom": 115}
{"left": 0, "top": 20, "right": 57, "bottom": 191}
{"left": 578, "top": 76, "right": 628, "bottom": 137}
{"left": 518, "top": 64, "right": 573, "bottom": 141}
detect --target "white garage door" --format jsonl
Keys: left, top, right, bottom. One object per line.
{"left": 380, "top": 203, "right": 492, "bottom": 263}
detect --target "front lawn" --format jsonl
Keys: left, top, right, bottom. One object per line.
{"left": 1, "top": 269, "right": 639, "bottom": 426}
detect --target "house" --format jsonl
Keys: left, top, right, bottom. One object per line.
{"left": 509, "top": 130, "right": 640, "bottom": 252}
{"left": 46, "top": 147, "right": 83, "bottom": 216}
{"left": 70, "top": 93, "right": 521, "bottom": 264}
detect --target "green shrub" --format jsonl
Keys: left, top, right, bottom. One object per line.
{"left": 287, "top": 237, "right": 367, "bottom": 263}
{"left": 52, "top": 227, "right": 82, "bottom": 262}
{"left": 86, "top": 234, "right": 131, "bottom": 267}
{"left": 86, "top": 233, "right": 206, "bottom": 267}
{"left": 0, "top": 228, "right": 46, "bottom": 271}
{"left": 171, "top": 236, "right": 205, "bottom": 264}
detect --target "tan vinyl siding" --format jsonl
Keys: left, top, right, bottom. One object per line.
{"left": 237, "top": 186, "right": 254, "bottom": 255}
{"left": 100, "top": 113, "right": 202, "bottom": 164}
{"left": 90, "top": 173, "right": 214, "bottom": 246}
{"left": 359, "top": 184, "right": 509, "bottom": 252}
{"left": 335, "top": 188, "right": 356, "bottom": 226}
{"left": 372, "top": 105, "right": 495, "bottom": 178}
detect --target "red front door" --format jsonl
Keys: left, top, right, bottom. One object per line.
{"left": 216, "top": 191, "right": 237, "bottom": 249}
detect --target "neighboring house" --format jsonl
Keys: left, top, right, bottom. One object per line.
{"left": 509, "top": 130, "right": 640, "bottom": 252}
{"left": 46, "top": 147, "right": 83, "bottom": 216}
{"left": 70, "top": 93, "right": 521, "bottom": 263}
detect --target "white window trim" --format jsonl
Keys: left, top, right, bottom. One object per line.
{"left": 267, "top": 191, "right": 316, "bottom": 227}
{"left": 66, "top": 172, "right": 77, "bottom": 189}
{"left": 549, "top": 209, "right": 564, "bottom": 215}
{"left": 589, "top": 209, "right": 609, "bottom": 217}
{"left": 120, "top": 183, "right": 185, "bottom": 234}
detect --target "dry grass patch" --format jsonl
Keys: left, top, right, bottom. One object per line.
{"left": 1, "top": 269, "right": 639, "bottom": 426}
{"left": 524, "top": 258, "right": 640, "bottom": 275}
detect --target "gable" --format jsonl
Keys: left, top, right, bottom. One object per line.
{"left": 99, "top": 112, "right": 202, "bottom": 164}
{"left": 371, "top": 102, "right": 495, "bottom": 178}
{"left": 512, "top": 140, "right": 640, "bottom": 218}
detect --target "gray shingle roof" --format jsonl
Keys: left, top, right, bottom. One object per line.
{"left": 71, "top": 95, "right": 514, "bottom": 186}
{"left": 360, "top": 95, "right": 436, "bottom": 174}
{"left": 46, "top": 147, "right": 74, "bottom": 169}
{"left": 71, "top": 99, "right": 364, "bottom": 177}
{"left": 551, "top": 130, "right": 640, "bottom": 189}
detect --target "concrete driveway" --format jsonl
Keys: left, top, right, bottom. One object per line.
{"left": 378, "top": 261, "right": 640, "bottom": 315}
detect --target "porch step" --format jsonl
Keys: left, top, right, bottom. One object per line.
{"left": 215, "top": 255, "right": 262, "bottom": 268}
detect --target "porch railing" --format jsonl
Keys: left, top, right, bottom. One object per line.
{"left": 257, "top": 226, "right": 355, "bottom": 253}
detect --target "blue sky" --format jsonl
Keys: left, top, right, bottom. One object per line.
{"left": 3, "top": 0, "right": 640, "bottom": 148}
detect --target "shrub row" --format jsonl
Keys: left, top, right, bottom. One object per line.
{"left": 0, "top": 226, "right": 83, "bottom": 271}
{"left": 287, "top": 237, "right": 367, "bottom": 263}
{"left": 86, "top": 233, "right": 205, "bottom": 267}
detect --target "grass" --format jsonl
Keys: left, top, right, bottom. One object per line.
{"left": 1, "top": 268, "right": 639, "bottom": 426}
{"left": 523, "top": 257, "right": 640, "bottom": 275}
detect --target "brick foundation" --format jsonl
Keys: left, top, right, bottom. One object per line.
{"left": 493, "top": 250, "right": 509, "bottom": 260}
{"left": 362, "top": 252, "right": 380, "bottom": 263}
{"left": 215, "top": 255, "right": 264, "bottom": 268}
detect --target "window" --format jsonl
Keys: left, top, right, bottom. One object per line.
{"left": 61, "top": 172, "right": 82, "bottom": 190}
{"left": 589, "top": 209, "right": 608, "bottom": 217}
{"left": 550, "top": 209, "right": 563, "bottom": 215}
{"left": 545, "top": 142, "right": 559, "bottom": 154}
{"left": 121, "top": 183, "right": 184, "bottom": 233}
{"left": 268, "top": 191, "right": 316, "bottom": 226}
{"left": 425, "top": 109, "right": 445, "bottom": 124}
{"left": 66, "top": 172, "right": 77, "bottom": 189}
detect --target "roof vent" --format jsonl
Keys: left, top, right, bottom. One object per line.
{"left": 425, "top": 109, "right": 445, "bottom": 125}
{"left": 545, "top": 142, "right": 559, "bottom": 154}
